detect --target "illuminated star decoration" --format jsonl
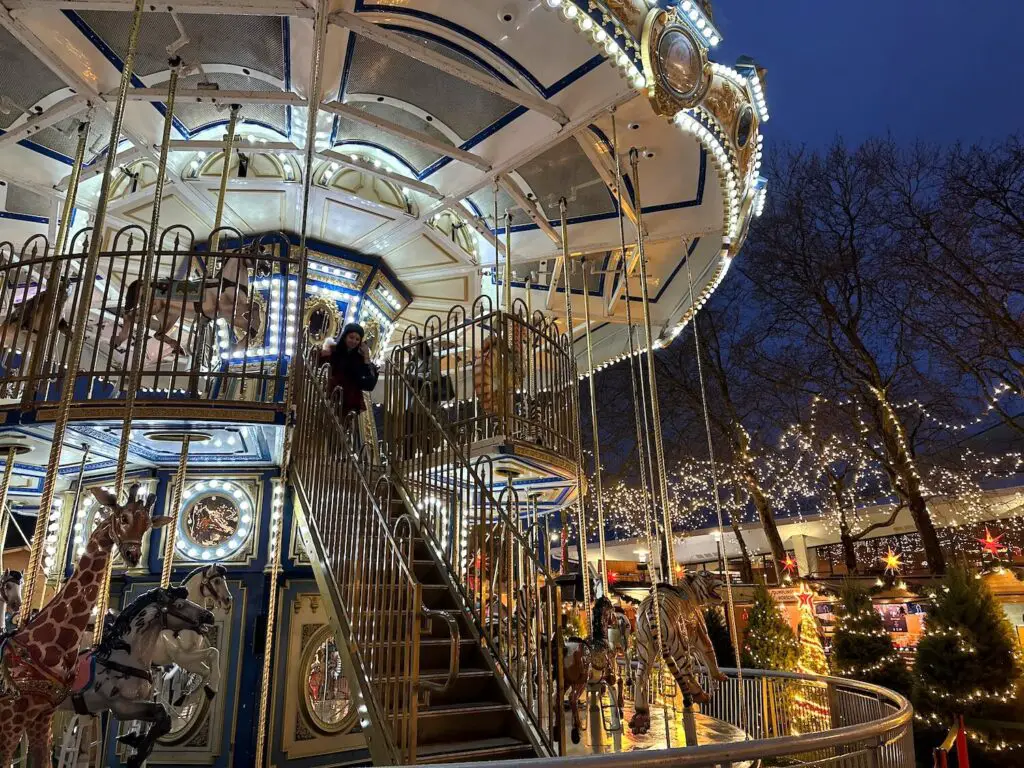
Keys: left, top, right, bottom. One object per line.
{"left": 781, "top": 555, "right": 798, "bottom": 575}
{"left": 977, "top": 528, "right": 1006, "bottom": 557}
{"left": 797, "top": 586, "right": 815, "bottom": 612}
{"left": 881, "top": 549, "right": 903, "bottom": 575}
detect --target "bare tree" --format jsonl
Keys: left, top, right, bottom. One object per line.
{"left": 742, "top": 141, "right": 962, "bottom": 574}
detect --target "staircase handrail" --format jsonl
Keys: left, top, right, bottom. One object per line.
{"left": 292, "top": 344, "right": 422, "bottom": 764}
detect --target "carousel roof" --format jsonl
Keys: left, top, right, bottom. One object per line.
{"left": 0, "top": 0, "right": 768, "bottom": 369}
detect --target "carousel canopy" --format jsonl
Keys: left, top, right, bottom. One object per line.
{"left": 0, "top": 0, "right": 768, "bottom": 370}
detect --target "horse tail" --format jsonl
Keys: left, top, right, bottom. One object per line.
{"left": 121, "top": 279, "right": 141, "bottom": 314}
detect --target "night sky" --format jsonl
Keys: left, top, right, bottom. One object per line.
{"left": 712, "top": 1, "right": 1024, "bottom": 149}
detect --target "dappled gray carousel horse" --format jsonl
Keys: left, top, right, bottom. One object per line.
{"left": 155, "top": 563, "right": 233, "bottom": 705}
{"left": 61, "top": 586, "right": 214, "bottom": 768}
{"left": 629, "top": 571, "right": 728, "bottom": 735}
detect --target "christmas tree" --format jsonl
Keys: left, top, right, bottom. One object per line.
{"left": 741, "top": 582, "right": 798, "bottom": 671}
{"left": 831, "top": 580, "right": 912, "bottom": 695}
{"left": 791, "top": 589, "right": 831, "bottom": 734}
{"left": 704, "top": 606, "right": 736, "bottom": 668}
{"left": 913, "top": 566, "right": 1024, "bottom": 767}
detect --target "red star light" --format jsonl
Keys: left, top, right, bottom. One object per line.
{"left": 797, "top": 588, "right": 815, "bottom": 611}
{"left": 977, "top": 528, "right": 1006, "bottom": 557}
{"left": 781, "top": 555, "right": 798, "bottom": 574}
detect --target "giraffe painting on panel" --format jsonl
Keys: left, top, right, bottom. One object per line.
{"left": 0, "top": 484, "right": 171, "bottom": 767}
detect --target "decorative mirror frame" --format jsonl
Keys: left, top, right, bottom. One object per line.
{"left": 641, "top": 9, "right": 713, "bottom": 118}
{"left": 298, "top": 624, "right": 358, "bottom": 736}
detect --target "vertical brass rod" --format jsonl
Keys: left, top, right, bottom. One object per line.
{"left": 160, "top": 439, "right": 189, "bottom": 589}
{"left": 684, "top": 251, "right": 747, "bottom": 732}
{"left": 503, "top": 211, "right": 513, "bottom": 313}
{"left": 0, "top": 447, "right": 16, "bottom": 573}
{"left": 558, "top": 197, "right": 590, "bottom": 628}
{"left": 255, "top": 0, "right": 329, "bottom": 763}
{"left": 21, "top": 119, "right": 92, "bottom": 409}
{"left": 21, "top": 0, "right": 148, "bottom": 625}
{"left": 210, "top": 104, "right": 241, "bottom": 254}
{"left": 579, "top": 256, "right": 608, "bottom": 595}
{"left": 628, "top": 148, "right": 676, "bottom": 585}
{"left": 493, "top": 181, "right": 500, "bottom": 302}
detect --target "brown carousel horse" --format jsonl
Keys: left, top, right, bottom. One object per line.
{"left": 562, "top": 595, "right": 617, "bottom": 744}
{"left": 0, "top": 484, "right": 172, "bottom": 768}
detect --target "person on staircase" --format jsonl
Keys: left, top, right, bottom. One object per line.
{"left": 320, "top": 323, "right": 379, "bottom": 433}
{"left": 403, "top": 336, "right": 443, "bottom": 457}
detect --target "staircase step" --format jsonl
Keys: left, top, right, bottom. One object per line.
{"left": 416, "top": 702, "right": 515, "bottom": 746}
{"left": 420, "top": 667, "right": 502, "bottom": 705}
{"left": 419, "top": 637, "right": 485, "bottom": 669}
{"left": 415, "top": 735, "right": 536, "bottom": 764}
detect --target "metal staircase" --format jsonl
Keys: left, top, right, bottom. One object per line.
{"left": 290, "top": 346, "right": 554, "bottom": 764}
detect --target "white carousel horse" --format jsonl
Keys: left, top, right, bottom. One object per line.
{"left": 628, "top": 571, "right": 727, "bottom": 735}
{"left": 155, "top": 564, "right": 232, "bottom": 705}
{"left": 58, "top": 586, "right": 214, "bottom": 768}
{"left": 109, "top": 254, "right": 258, "bottom": 357}
{"left": 1, "top": 569, "right": 22, "bottom": 630}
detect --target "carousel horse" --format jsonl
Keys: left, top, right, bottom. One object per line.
{"left": 1, "top": 569, "right": 22, "bottom": 630}
{"left": 109, "top": 253, "right": 258, "bottom": 357}
{"left": 154, "top": 564, "right": 232, "bottom": 705}
{"left": 628, "top": 571, "right": 727, "bottom": 735}
{"left": 563, "top": 596, "right": 617, "bottom": 744}
{"left": 0, "top": 484, "right": 172, "bottom": 768}
{"left": 0, "top": 274, "right": 71, "bottom": 346}
{"left": 60, "top": 586, "right": 214, "bottom": 768}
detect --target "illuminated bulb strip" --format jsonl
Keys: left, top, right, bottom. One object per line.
{"left": 309, "top": 262, "right": 359, "bottom": 282}
{"left": 375, "top": 284, "right": 402, "bottom": 312}
{"left": 267, "top": 481, "right": 285, "bottom": 562}
{"left": 754, "top": 185, "right": 767, "bottom": 217}
{"left": 677, "top": 1, "right": 721, "bottom": 47}
{"left": 748, "top": 71, "right": 770, "bottom": 122}
{"left": 541, "top": 0, "right": 647, "bottom": 89}
{"left": 673, "top": 109, "right": 741, "bottom": 247}
{"left": 709, "top": 62, "right": 746, "bottom": 90}
{"left": 41, "top": 498, "right": 63, "bottom": 576}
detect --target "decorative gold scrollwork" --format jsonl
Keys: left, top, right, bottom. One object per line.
{"left": 302, "top": 296, "right": 342, "bottom": 346}
{"left": 641, "top": 9, "right": 713, "bottom": 118}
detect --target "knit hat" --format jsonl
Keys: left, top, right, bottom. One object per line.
{"left": 341, "top": 322, "right": 365, "bottom": 341}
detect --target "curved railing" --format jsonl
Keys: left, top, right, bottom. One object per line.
{"left": 0, "top": 228, "right": 298, "bottom": 411}
{"left": 409, "top": 668, "right": 915, "bottom": 767}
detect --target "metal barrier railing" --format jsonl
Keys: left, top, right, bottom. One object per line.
{"left": 0, "top": 228, "right": 297, "bottom": 409}
{"left": 413, "top": 668, "right": 915, "bottom": 767}
{"left": 291, "top": 344, "right": 424, "bottom": 764}
{"left": 383, "top": 338, "right": 567, "bottom": 756}
{"left": 384, "top": 299, "right": 578, "bottom": 460}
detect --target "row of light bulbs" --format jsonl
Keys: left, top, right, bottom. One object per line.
{"left": 541, "top": 0, "right": 647, "bottom": 89}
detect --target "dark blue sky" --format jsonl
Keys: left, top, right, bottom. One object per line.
{"left": 712, "top": 1, "right": 1024, "bottom": 148}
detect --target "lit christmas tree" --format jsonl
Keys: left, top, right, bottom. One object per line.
{"left": 913, "top": 566, "right": 1024, "bottom": 767}
{"left": 790, "top": 587, "right": 831, "bottom": 734}
{"left": 831, "top": 580, "right": 912, "bottom": 695}
{"left": 741, "top": 582, "right": 798, "bottom": 671}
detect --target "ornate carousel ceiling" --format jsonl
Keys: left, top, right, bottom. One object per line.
{"left": 0, "top": 0, "right": 768, "bottom": 370}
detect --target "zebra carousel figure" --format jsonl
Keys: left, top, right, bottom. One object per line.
{"left": 629, "top": 571, "right": 728, "bottom": 735}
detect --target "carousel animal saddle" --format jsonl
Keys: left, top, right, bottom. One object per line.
{"left": 0, "top": 635, "right": 74, "bottom": 704}
{"left": 151, "top": 277, "right": 220, "bottom": 303}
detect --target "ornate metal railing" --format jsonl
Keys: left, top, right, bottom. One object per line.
{"left": 382, "top": 335, "right": 568, "bottom": 755}
{"left": 291, "top": 345, "right": 423, "bottom": 764}
{"left": 417, "top": 669, "right": 915, "bottom": 767}
{"left": 384, "top": 298, "right": 579, "bottom": 460}
{"left": 0, "top": 227, "right": 298, "bottom": 410}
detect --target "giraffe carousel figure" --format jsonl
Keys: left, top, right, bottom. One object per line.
{"left": 0, "top": 484, "right": 174, "bottom": 767}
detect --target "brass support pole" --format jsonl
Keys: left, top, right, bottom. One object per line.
{"left": 559, "top": 198, "right": 590, "bottom": 627}
{"left": 160, "top": 438, "right": 188, "bottom": 589}
{"left": 254, "top": 1, "right": 329, "bottom": 763}
{"left": 0, "top": 447, "right": 17, "bottom": 572}
{"left": 21, "top": 0, "right": 148, "bottom": 625}
{"left": 503, "top": 211, "right": 513, "bottom": 313}
{"left": 493, "top": 181, "right": 500, "bottom": 301}
{"left": 210, "top": 104, "right": 241, "bottom": 254}
{"left": 579, "top": 257, "right": 608, "bottom": 595}
{"left": 21, "top": 119, "right": 92, "bottom": 409}
{"left": 628, "top": 148, "right": 676, "bottom": 585}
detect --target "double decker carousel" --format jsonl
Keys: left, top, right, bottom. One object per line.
{"left": 0, "top": 1, "right": 912, "bottom": 767}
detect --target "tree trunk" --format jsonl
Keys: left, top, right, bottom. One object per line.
{"left": 731, "top": 518, "right": 756, "bottom": 583}
{"left": 840, "top": 530, "right": 858, "bottom": 574}
{"left": 908, "top": 490, "right": 945, "bottom": 574}
{"left": 745, "top": 472, "right": 786, "bottom": 580}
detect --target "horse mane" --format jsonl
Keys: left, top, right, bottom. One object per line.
{"left": 96, "top": 586, "right": 185, "bottom": 657}
{"left": 590, "top": 595, "right": 612, "bottom": 648}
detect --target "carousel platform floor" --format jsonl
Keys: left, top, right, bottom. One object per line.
{"left": 564, "top": 694, "right": 752, "bottom": 765}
